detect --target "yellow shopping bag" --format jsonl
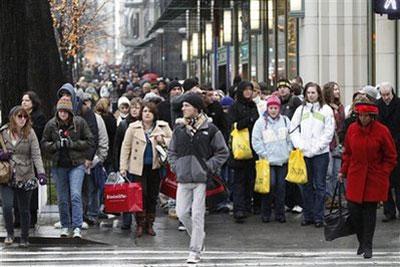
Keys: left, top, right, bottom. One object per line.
{"left": 285, "top": 150, "right": 308, "bottom": 184}
{"left": 254, "top": 159, "right": 270, "bottom": 194}
{"left": 231, "top": 125, "right": 253, "bottom": 160}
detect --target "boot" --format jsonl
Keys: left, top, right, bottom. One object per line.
{"left": 146, "top": 213, "right": 156, "bottom": 236}
{"left": 135, "top": 212, "right": 146, "bottom": 238}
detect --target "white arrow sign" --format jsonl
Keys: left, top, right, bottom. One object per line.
{"left": 384, "top": 0, "right": 398, "bottom": 10}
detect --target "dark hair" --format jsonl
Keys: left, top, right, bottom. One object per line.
{"left": 22, "top": 91, "right": 41, "bottom": 111}
{"left": 140, "top": 102, "right": 159, "bottom": 122}
{"left": 292, "top": 76, "right": 304, "bottom": 86}
{"left": 304, "top": 82, "right": 324, "bottom": 107}
{"left": 291, "top": 83, "right": 303, "bottom": 96}
{"left": 9, "top": 106, "right": 32, "bottom": 139}
{"left": 322, "top": 82, "right": 341, "bottom": 106}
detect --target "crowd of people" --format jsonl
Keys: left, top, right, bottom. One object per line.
{"left": 0, "top": 65, "right": 399, "bottom": 263}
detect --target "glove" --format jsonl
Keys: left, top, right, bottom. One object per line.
{"left": 37, "top": 173, "right": 47, "bottom": 185}
{"left": 0, "top": 150, "right": 12, "bottom": 161}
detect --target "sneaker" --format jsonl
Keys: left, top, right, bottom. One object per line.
{"left": 178, "top": 221, "right": 186, "bottom": 231}
{"left": 81, "top": 222, "right": 89, "bottom": 230}
{"left": 54, "top": 221, "right": 62, "bottom": 229}
{"left": 292, "top": 205, "right": 303, "bottom": 213}
{"left": 18, "top": 240, "right": 29, "bottom": 248}
{"left": 4, "top": 236, "right": 14, "bottom": 246}
{"left": 186, "top": 252, "right": 201, "bottom": 264}
{"left": 60, "top": 228, "right": 69, "bottom": 237}
{"left": 73, "top": 228, "right": 81, "bottom": 238}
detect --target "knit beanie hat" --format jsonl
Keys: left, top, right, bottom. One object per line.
{"left": 266, "top": 95, "right": 281, "bottom": 108}
{"left": 360, "top": 85, "right": 378, "bottom": 100}
{"left": 220, "top": 96, "right": 234, "bottom": 108}
{"left": 57, "top": 98, "right": 73, "bottom": 112}
{"left": 182, "top": 93, "right": 204, "bottom": 112}
{"left": 277, "top": 79, "right": 292, "bottom": 91}
{"left": 168, "top": 80, "right": 182, "bottom": 93}
{"left": 118, "top": 96, "right": 130, "bottom": 108}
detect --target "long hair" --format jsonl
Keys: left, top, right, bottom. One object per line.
{"left": 9, "top": 106, "right": 32, "bottom": 139}
{"left": 322, "top": 82, "right": 341, "bottom": 106}
{"left": 304, "top": 82, "right": 324, "bottom": 107}
{"left": 95, "top": 97, "right": 110, "bottom": 116}
{"left": 22, "top": 91, "right": 41, "bottom": 112}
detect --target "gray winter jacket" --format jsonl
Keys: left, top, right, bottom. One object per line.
{"left": 168, "top": 120, "right": 229, "bottom": 183}
{"left": 94, "top": 113, "right": 109, "bottom": 163}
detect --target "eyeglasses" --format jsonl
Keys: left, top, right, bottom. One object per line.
{"left": 17, "top": 114, "right": 28, "bottom": 119}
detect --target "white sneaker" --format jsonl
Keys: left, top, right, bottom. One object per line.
{"left": 54, "top": 221, "right": 62, "bottom": 229}
{"left": 73, "top": 228, "right": 81, "bottom": 238}
{"left": 81, "top": 222, "right": 89, "bottom": 230}
{"left": 292, "top": 205, "right": 303, "bottom": 213}
{"left": 60, "top": 228, "right": 69, "bottom": 237}
{"left": 186, "top": 252, "right": 200, "bottom": 264}
{"left": 178, "top": 221, "right": 186, "bottom": 231}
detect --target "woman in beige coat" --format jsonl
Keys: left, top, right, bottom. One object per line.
{"left": 120, "top": 102, "right": 172, "bottom": 237}
{"left": 0, "top": 106, "right": 46, "bottom": 247}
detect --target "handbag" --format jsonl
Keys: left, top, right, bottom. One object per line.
{"left": 254, "top": 159, "right": 270, "bottom": 194}
{"left": 160, "top": 164, "right": 177, "bottom": 199}
{"left": 104, "top": 178, "right": 143, "bottom": 213}
{"left": 324, "top": 181, "right": 355, "bottom": 241}
{"left": 285, "top": 149, "right": 308, "bottom": 184}
{"left": 155, "top": 144, "right": 168, "bottom": 165}
{"left": 230, "top": 124, "right": 253, "bottom": 160}
{"left": 0, "top": 134, "right": 12, "bottom": 184}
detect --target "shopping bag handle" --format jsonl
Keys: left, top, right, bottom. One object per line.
{"left": 329, "top": 181, "right": 345, "bottom": 214}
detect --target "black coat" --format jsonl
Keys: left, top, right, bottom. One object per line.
{"left": 113, "top": 115, "right": 138, "bottom": 171}
{"left": 30, "top": 109, "right": 46, "bottom": 142}
{"left": 205, "top": 101, "right": 227, "bottom": 138}
{"left": 81, "top": 109, "right": 99, "bottom": 160}
{"left": 377, "top": 96, "right": 400, "bottom": 148}
{"left": 101, "top": 112, "right": 117, "bottom": 169}
{"left": 158, "top": 100, "right": 172, "bottom": 128}
{"left": 280, "top": 95, "right": 302, "bottom": 120}
{"left": 227, "top": 83, "right": 259, "bottom": 168}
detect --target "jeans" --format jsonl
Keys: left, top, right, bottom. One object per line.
{"left": 122, "top": 165, "right": 160, "bottom": 227}
{"left": 348, "top": 201, "right": 377, "bottom": 250}
{"left": 1, "top": 185, "right": 32, "bottom": 241}
{"left": 232, "top": 162, "right": 256, "bottom": 214}
{"left": 301, "top": 153, "right": 329, "bottom": 223}
{"left": 176, "top": 182, "right": 206, "bottom": 253}
{"left": 261, "top": 164, "right": 287, "bottom": 220}
{"left": 52, "top": 165, "right": 85, "bottom": 229}
{"left": 87, "top": 164, "right": 107, "bottom": 218}
{"left": 326, "top": 153, "right": 342, "bottom": 198}
{"left": 383, "top": 163, "right": 400, "bottom": 218}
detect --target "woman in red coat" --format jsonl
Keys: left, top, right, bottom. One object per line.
{"left": 339, "top": 102, "right": 397, "bottom": 259}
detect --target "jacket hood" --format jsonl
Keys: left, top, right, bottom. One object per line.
{"left": 236, "top": 81, "right": 254, "bottom": 103}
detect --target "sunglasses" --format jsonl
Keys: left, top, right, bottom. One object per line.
{"left": 17, "top": 114, "right": 28, "bottom": 119}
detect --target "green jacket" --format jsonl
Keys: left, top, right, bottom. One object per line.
{"left": 41, "top": 115, "right": 94, "bottom": 167}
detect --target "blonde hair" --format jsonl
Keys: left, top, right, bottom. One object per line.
{"left": 95, "top": 97, "right": 110, "bottom": 115}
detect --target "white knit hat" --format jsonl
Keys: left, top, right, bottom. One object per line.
{"left": 118, "top": 96, "right": 130, "bottom": 107}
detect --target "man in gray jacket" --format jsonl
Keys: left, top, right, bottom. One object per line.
{"left": 168, "top": 94, "right": 229, "bottom": 264}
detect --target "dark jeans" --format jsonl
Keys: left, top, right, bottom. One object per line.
{"left": 301, "top": 153, "right": 329, "bottom": 223}
{"left": 285, "top": 181, "right": 303, "bottom": 209}
{"left": 261, "top": 164, "right": 287, "bottom": 220}
{"left": 87, "top": 164, "right": 107, "bottom": 218}
{"left": 232, "top": 162, "right": 256, "bottom": 213}
{"left": 122, "top": 165, "right": 160, "bottom": 227}
{"left": 1, "top": 185, "right": 32, "bottom": 241}
{"left": 348, "top": 201, "right": 377, "bottom": 250}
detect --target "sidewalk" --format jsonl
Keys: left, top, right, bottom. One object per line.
{"left": 1, "top": 207, "right": 399, "bottom": 252}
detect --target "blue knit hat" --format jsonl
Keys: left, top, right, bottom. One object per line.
{"left": 220, "top": 96, "right": 234, "bottom": 108}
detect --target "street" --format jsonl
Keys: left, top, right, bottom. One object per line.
{"left": 1, "top": 209, "right": 399, "bottom": 266}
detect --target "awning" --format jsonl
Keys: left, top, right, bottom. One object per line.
{"left": 146, "top": 0, "right": 196, "bottom": 37}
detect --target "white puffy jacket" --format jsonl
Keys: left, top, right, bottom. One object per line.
{"left": 289, "top": 102, "right": 335, "bottom": 158}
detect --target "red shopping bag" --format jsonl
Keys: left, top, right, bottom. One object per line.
{"left": 160, "top": 164, "right": 177, "bottom": 199}
{"left": 104, "top": 182, "right": 143, "bottom": 213}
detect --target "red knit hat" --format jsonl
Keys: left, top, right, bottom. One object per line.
{"left": 266, "top": 95, "right": 281, "bottom": 108}
{"left": 354, "top": 103, "right": 379, "bottom": 115}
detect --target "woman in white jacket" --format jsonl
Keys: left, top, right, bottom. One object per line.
{"left": 290, "top": 82, "right": 335, "bottom": 228}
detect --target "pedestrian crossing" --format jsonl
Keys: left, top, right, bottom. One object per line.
{"left": 0, "top": 248, "right": 399, "bottom": 266}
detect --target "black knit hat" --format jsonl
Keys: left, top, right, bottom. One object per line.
{"left": 182, "top": 93, "right": 204, "bottom": 112}
{"left": 168, "top": 80, "right": 182, "bottom": 93}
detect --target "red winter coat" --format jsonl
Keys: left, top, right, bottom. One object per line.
{"left": 341, "top": 120, "right": 397, "bottom": 203}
